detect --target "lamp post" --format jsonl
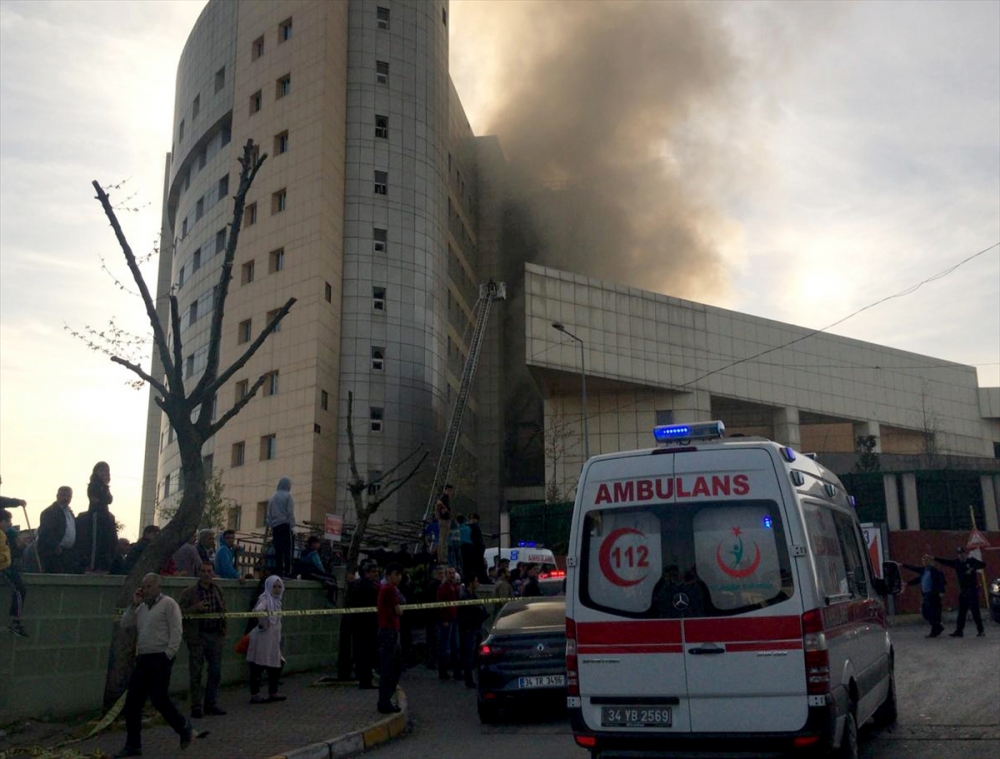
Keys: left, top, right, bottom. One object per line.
{"left": 552, "top": 321, "right": 590, "bottom": 460}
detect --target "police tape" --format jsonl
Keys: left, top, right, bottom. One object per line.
{"left": 117, "top": 595, "right": 521, "bottom": 621}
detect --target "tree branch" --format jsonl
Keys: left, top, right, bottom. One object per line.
{"left": 371, "top": 444, "right": 425, "bottom": 488}
{"left": 193, "top": 140, "right": 267, "bottom": 399}
{"left": 201, "top": 297, "right": 295, "bottom": 400}
{"left": 111, "top": 355, "right": 168, "bottom": 397}
{"left": 346, "top": 390, "right": 363, "bottom": 486}
{"left": 370, "top": 451, "right": 428, "bottom": 510}
{"left": 169, "top": 294, "right": 183, "bottom": 391}
{"left": 92, "top": 180, "right": 175, "bottom": 387}
{"left": 207, "top": 373, "right": 268, "bottom": 437}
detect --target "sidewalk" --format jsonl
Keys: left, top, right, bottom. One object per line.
{"left": 1, "top": 672, "right": 407, "bottom": 759}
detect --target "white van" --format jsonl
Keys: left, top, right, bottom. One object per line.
{"left": 565, "top": 422, "right": 901, "bottom": 759}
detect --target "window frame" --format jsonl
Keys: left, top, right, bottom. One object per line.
{"left": 374, "top": 171, "right": 388, "bottom": 195}
{"left": 238, "top": 318, "right": 252, "bottom": 345}
{"left": 232, "top": 441, "right": 246, "bottom": 468}
{"left": 376, "top": 60, "right": 389, "bottom": 85}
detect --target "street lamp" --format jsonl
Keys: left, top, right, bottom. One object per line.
{"left": 552, "top": 321, "right": 590, "bottom": 460}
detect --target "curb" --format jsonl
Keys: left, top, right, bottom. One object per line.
{"left": 266, "top": 687, "right": 408, "bottom": 759}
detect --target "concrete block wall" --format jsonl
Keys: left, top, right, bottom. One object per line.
{"left": 0, "top": 574, "right": 340, "bottom": 723}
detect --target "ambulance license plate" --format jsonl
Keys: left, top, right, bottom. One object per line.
{"left": 517, "top": 675, "right": 565, "bottom": 689}
{"left": 601, "top": 707, "right": 672, "bottom": 728}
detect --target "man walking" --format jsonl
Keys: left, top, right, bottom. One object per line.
{"left": 114, "top": 573, "right": 193, "bottom": 757}
{"left": 903, "top": 554, "right": 946, "bottom": 637}
{"left": 36, "top": 487, "right": 77, "bottom": 574}
{"left": 347, "top": 561, "right": 380, "bottom": 689}
{"left": 179, "top": 562, "right": 228, "bottom": 718}
{"left": 376, "top": 563, "right": 405, "bottom": 714}
{"left": 936, "top": 547, "right": 987, "bottom": 637}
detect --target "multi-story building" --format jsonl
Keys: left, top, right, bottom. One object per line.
{"left": 141, "top": 0, "right": 503, "bottom": 533}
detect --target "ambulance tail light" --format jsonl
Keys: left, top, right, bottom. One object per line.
{"left": 566, "top": 617, "right": 580, "bottom": 697}
{"left": 802, "top": 609, "right": 830, "bottom": 695}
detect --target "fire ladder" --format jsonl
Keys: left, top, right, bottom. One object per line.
{"left": 423, "top": 280, "right": 507, "bottom": 521}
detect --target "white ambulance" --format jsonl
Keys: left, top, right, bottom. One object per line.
{"left": 565, "top": 422, "right": 901, "bottom": 759}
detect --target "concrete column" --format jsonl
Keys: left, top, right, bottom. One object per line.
{"left": 883, "top": 474, "right": 901, "bottom": 531}
{"left": 773, "top": 407, "right": 801, "bottom": 449}
{"left": 671, "top": 390, "right": 712, "bottom": 424}
{"left": 852, "top": 420, "right": 882, "bottom": 451}
{"left": 981, "top": 475, "right": 999, "bottom": 531}
{"left": 901, "top": 473, "right": 920, "bottom": 530}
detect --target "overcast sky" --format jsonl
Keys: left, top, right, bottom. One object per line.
{"left": 1, "top": 0, "right": 997, "bottom": 537}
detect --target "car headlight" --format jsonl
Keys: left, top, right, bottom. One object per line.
{"left": 991, "top": 581, "right": 1000, "bottom": 595}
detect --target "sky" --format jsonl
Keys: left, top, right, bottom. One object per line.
{"left": 1, "top": 0, "right": 998, "bottom": 538}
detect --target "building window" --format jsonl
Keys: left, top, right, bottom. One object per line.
{"left": 203, "top": 454, "right": 214, "bottom": 476}
{"left": 325, "top": 282, "right": 332, "bottom": 302}
{"left": 373, "top": 227, "right": 387, "bottom": 252}
{"left": 198, "top": 150, "right": 207, "bottom": 171}
{"left": 192, "top": 247, "right": 202, "bottom": 272}
{"left": 218, "top": 174, "right": 229, "bottom": 199}
{"left": 215, "top": 228, "right": 226, "bottom": 253}
{"left": 241, "top": 260, "right": 255, "bottom": 284}
{"left": 264, "top": 370, "right": 279, "bottom": 396}
{"left": 371, "top": 346, "right": 385, "bottom": 371}
{"left": 279, "top": 17, "right": 292, "bottom": 42}
{"left": 178, "top": 119, "right": 185, "bottom": 143}
{"left": 250, "top": 90, "right": 262, "bottom": 115}
{"left": 260, "top": 434, "right": 277, "bottom": 460}
{"left": 252, "top": 35, "right": 265, "bottom": 60}
{"left": 192, "top": 94, "right": 200, "bottom": 120}
{"left": 374, "top": 171, "right": 388, "bottom": 195}
{"left": 226, "top": 506, "right": 241, "bottom": 531}
{"left": 321, "top": 389, "right": 329, "bottom": 410}
{"left": 215, "top": 66, "right": 226, "bottom": 93}
{"left": 163, "top": 474, "right": 171, "bottom": 498}
{"left": 232, "top": 441, "right": 246, "bottom": 468}
{"left": 367, "top": 471, "right": 383, "bottom": 496}
{"left": 276, "top": 73, "right": 291, "bottom": 99}
{"left": 266, "top": 308, "right": 283, "bottom": 333}
{"left": 194, "top": 197, "right": 204, "bottom": 221}
{"left": 269, "top": 248, "right": 285, "bottom": 273}
{"left": 274, "top": 130, "right": 289, "bottom": 154}
{"left": 236, "top": 379, "right": 249, "bottom": 401}
{"left": 314, "top": 423, "right": 322, "bottom": 434}
{"left": 272, "top": 189, "right": 287, "bottom": 214}
{"left": 376, "top": 60, "right": 389, "bottom": 85}
{"left": 377, "top": 6, "right": 390, "bottom": 29}
{"left": 167, "top": 425, "right": 175, "bottom": 444}
{"left": 373, "top": 285, "right": 386, "bottom": 311}
{"left": 375, "top": 114, "right": 388, "bottom": 139}
{"left": 221, "top": 124, "right": 231, "bottom": 146}
{"left": 189, "top": 301, "right": 198, "bottom": 324}
{"left": 238, "top": 319, "right": 252, "bottom": 345}
{"left": 250, "top": 144, "right": 260, "bottom": 165}
{"left": 185, "top": 354, "right": 195, "bottom": 378}
{"left": 369, "top": 407, "right": 384, "bottom": 432}
{"left": 181, "top": 217, "right": 188, "bottom": 238}
{"left": 177, "top": 265, "right": 185, "bottom": 289}
{"left": 654, "top": 410, "right": 674, "bottom": 426}
{"left": 255, "top": 501, "right": 268, "bottom": 528}
{"left": 245, "top": 202, "right": 257, "bottom": 226}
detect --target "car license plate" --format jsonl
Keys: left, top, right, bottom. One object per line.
{"left": 517, "top": 675, "right": 566, "bottom": 689}
{"left": 600, "top": 707, "right": 672, "bottom": 728}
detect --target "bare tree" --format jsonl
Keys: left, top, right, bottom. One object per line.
{"left": 91, "top": 140, "right": 295, "bottom": 708}
{"left": 544, "top": 413, "right": 579, "bottom": 503}
{"left": 343, "top": 391, "right": 427, "bottom": 570}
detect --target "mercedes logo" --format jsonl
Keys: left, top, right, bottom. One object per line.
{"left": 673, "top": 592, "right": 690, "bottom": 612}
{"left": 536, "top": 643, "right": 546, "bottom": 652}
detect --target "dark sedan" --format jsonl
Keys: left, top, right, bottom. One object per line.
{"left": 476, "top": 597, "right": 567, "bottom": 723}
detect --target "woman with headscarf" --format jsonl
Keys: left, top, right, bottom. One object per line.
{"left": 266, "top": 477, "right": 295, "bottom": 578}
{"left": 247, "top": 574, "right": 287, "bottom": 703}
{"left": 75, "top": 462, "right": 118, "bottom": 573}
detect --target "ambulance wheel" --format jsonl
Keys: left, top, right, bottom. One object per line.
{"left": 834, "top": 709, "right": 859, "bottom": 759}
{"left": 477, "top": 702, "right": 500, "bottom": 724}
{"left": 873, "top": 665, "right": 898, "bottom": 727}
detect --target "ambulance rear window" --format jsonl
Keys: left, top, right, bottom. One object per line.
{"left": 579, "top": 500, "right": 794, "bottom": 618}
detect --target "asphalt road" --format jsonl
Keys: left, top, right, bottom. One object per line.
{"left": 365, "top": 623, "right": 999, "bottom": 759}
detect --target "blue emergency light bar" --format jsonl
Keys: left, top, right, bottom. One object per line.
{"left": 517, "top": 541, "right": 536, "bottom": 548}
{"left": 653, "top": 420, "right": 726, "bottom": 443}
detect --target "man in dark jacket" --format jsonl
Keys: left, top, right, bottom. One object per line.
{"left": 935, "top": 547, "right": 987, "bottom": 637}
{"left": 467, "top": 513, "right": 488, "bottom": 583}
{"left": 903, "top": 554, "right": 946, "bottom": 637}
{"left": 124, "top": 525, "right": 161, "bottom": 574}
{"left": 178, "top": 562, "right": 228, "bottom": 718}
{"left": 36, "top": 487, "right": 78, "bottom": 574}
{"left": 521, "top": 563, "right": 542, "bottom": 597}
{"left": 347, "top": 561, "right": 381, "bottom": 689}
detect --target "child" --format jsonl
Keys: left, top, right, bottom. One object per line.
{"left": 247, "top": 575, "right": 287, "bottom": 703}
{"left": 0, "top": 509, "right": 27, "bottom": 637}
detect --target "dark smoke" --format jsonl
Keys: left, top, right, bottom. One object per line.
{"left": 477, "top": 0, "right": 760, "bottom": 301}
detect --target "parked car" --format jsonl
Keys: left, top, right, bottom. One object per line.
{"left": 476, "top": 597, "right": 567, "bottom": 723}
{"left": 990, "top": 577, "right": 1000, "bottom": 623}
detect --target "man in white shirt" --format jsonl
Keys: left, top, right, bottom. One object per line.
{"left": 114, "top": 573, "right": 194, "bottom": 757}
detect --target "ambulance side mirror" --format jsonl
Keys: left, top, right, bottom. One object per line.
{"left": 874, "top": 561, "right": 903, "bottom": 596}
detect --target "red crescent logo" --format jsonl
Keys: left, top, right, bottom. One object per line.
{"left": 599, "top": 527, "right": 647, "bottom": 587}
{"left": 715, "top": 541, "right": 761, "bottom": 579}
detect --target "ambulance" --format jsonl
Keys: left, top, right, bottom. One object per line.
{"left": 565, "top": 422, "right": 901, "bottom": 759}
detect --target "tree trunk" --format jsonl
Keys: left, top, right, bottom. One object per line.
{"left": 102, "top": 436, "right": 206, "bottom": 708}
{"left": 346, "top": 506, "right": 371, "bottom": 572}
